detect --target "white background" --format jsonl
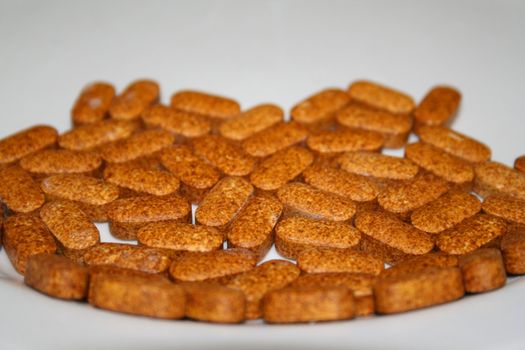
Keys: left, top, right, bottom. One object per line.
{"left": 1, "top": 0, "right": 524, "bottom": 349}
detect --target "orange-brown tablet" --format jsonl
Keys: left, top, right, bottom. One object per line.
{"left": 0, "top": 125, "right": 58, "bottom": 167}
{"left": 459, "top": 248, "right": 506, "bottom": 293}
{"left": 411, "top": 189, "right": 481, "bottom": 234}
{"left": 169, "top": 249, "right": 257, "bottom": 282}
{"left": 405, "top": 142, "right": 474, "bottom": 187}
{"left": 88, "top": 270, "right": 185, "bottom": 319}
{"left": 109, "top": 79, "right": 160, "bottom": 121}
{"left": 306, "top": 129, "right": 384, "bottom": 155}
{"left": 219, "top": 104, "right": 284, "bottom": 141}
{"left": 192, "top": 135, "right": 255, "bottom": 176}
{"left": 24, "top": 253, "right": 88, "bottom": 299}
{"left": 515, "top": 156, "right": 525, "bottom": 173}
{"left": 20, "top": 149, "right": 102, "bottom": 178}
{"left": 275, "top": 217, "right": 361, "bottom": 259}
{"left": 297, "top": 248, "right": 384, "bottom": 275}
{"left": 414, "top": 86, "right": 461, "bottom": 128}
{"left": 100, "top": 129, "right": 174, "bottom": 163}
{"left": 501, "top": 228, "right": 525, "bottom": 274}
{"left": 249, "top": 146, "right": 313, "bottom": 191}
{"left": 242, "top": 122, "right": 309, "bottom": 158}
{"left": 358, "top": 235, "right": 413, "bottom": 266}
{"left": 336, "top": 104, "right": 412, "bottom": 148}
{"left": 3, "top": 215, "right": 57, "bottom": 274}
{"left": 195, "top": 177, "right": 253, "bottom": 229}
{"left": 482, "top": 195, "right": 525, "bottom": 226}
{"left": 226, "top": 260, "right": 300, "bottom": 319}
{"left": 290, "top": 88, "right": 350, "bottom": 125}
{"left": 0, "top": 166, "right": 45, "bottom": 214}
{"left": 347, "top": 80, "right": 415, "bottom": 115}
{"left": 262, "top": 285, "right": 355, "bottom": 323}
{"left": 374, "top": 266, "right": 464, "bottom": 314}
{"left": 474, "top": 161, "right": 525, "bottom": 201}
{"left": 171, "top": 90, "right": 241, "bottom": 120}
{"left": 142, "top": 104, "right": 211, "bottom": 139}
{"left": 380, "top": 253, "right": 459, "bottom": 278}
{"left": 436, "top": 214, "right": 507, "bottom": 255}
{"left": 71, "top": 82, "right": 115, "bottom": 126}
{"left": 106, "top": 194, "right": 190, "bottom": 240}
{"left": 227, "top": 194, "right": 283, "bottom": 259}
{"left": 417, "top": 125, "right": 491, "bottom": 163}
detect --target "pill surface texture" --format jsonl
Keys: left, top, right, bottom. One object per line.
{"left": 414, "top": 86, "right": 461, "bottom": 127}
{"left": 242, "top": 122, "right": 308, "bottom": 158}
{"left": 474, "top": 161, "right": 525, "bottom": 200}
{"left": 0, "top": 125, "right": 58, "bottom": 167}
{"left": 459, "top": 248, "right": 506, "bottom": 293}
{"left": 291, "top": 88, "right": 350, "bottom": 125}
{"left": 72, "top": 82, "right": 115, "bottom": 125}
{"left": 347, "top": 80, "right": 415, "bottom": 115}
{"left": 171, "top": 90, "right": 240, "bottom": 120}
{"left": 297, "top": 248, "right": 384, "bottom": 276}
{"left": 0, "top": 166, "right": 45, "bottom": 214}
{"left": 142, "top": 104, "right": 211, "bottom": 138}
{"left": 501, "top": 228, "right": 525, "bottom": 274}
{"left": 219, "top": 104, "right": 283, "bottom": 141}
{"left": 109, "top": 80, "right": 159, "bottom": 121}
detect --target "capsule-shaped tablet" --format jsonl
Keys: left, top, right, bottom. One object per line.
{"left": 195, "top": 177, "right": 254, "bottom": 229}
{"left": 515, "top": 155, "right": 525, "bottom": 173}
{"left": 169, "top": 249, "right": 257, "bottom": 282}
{"left": 171, "top": 90, "right": 241, "bottom": 120}
{"left": 0, "top": 125, "right": 57, "bottom": 167}
{"left": 3, "top": 215, "right": 57, "bottom": 274}
{"left": 290, "top": 88, "right": 351, "bottom": 126}
{"left": 219, "top": 104, "right": 283, "bottom": 141}
{"left": 474, "top": 161, "right": 525, "bottom": 201}
{"left": 227, "top": 194, "right": 283, "bottom": 259}
{"left": 414, "top": 86, "right": 461, "bottom": 128}
{"left": 20, "top": 149, "right": 102, "bottom": 178}
{"left": 242, "top": 122, "right": 309, "bottom": 158}
{"left": 109, "top": 80, "right": 160, "bottom": 120}
{"left": 262, "top": 285, "right": 355, "bottom": 323}
{"left": 459, "top": 248, "right": 506, "bottom": 293}
{"left": 380, "top": 253, "right": 459, "bottom": 279}
{"left": 306, "top": 129, "right": 384, "bottom": 155}
{"left": 142, "top": 104, "right": 211, "bottom": 139}
{"left": 436, "top": 214, "right": 507, "bottom": 255}
{"left": 411, "top": 189, "right": 481, "bottom": 234}
{"left": 275, "top": 217, "right": 361, "bottom": 259}
{"left": 107, "top": 194, "right": 190, "bottom": 240}
{"left": 297, "top": 248, "right": 384, "bottom": 275}
{"left": 482, "top": 195, "right": 525, "bottom": 226}
{"left": 0, "top": 166, "right": 45, "bottom": 214}
{"left": 24, "top": 253, "right": 89, "bottom": 300}
{"left": 347, "top": 80, "right": 415, "bottom": 115}
{"left": 249, "top": 146, "right": 313, "bottom": 191}
{"left": 501, "top": 228, "right": 525, "bottom": 274}
{"left": 192, "top": 135, "right": 255, "bottom": 176}
{"left": 405, "top": 142, "right": 474, "bottom": 187}
{"left": 336, "top": 104, "right": 412, "bottom": 148}
{"left": 71, "top": 82, "right": 115, "bottom": 126}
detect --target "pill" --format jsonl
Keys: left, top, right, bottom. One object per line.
{"left": 347, "top": 80, "right": 415, "bottom": 115}
{"left": 3, "top": 215, "right": 57, "bottom": 274}
{"left": 459, "top": 248, "right": 506, "bottom": 293}
{"left": 24, "top": 253, "right": 89, "bottom": 300}
{"left": 171, "top": 90, "right": 241, "bottom": 120}
{"left": 500, "top": 227, "right": 525, "bottom": 274}
{"left": 192, "top": 135, "right": 255, "bottom": 176}
{"left": 219, "top": 104, "right": 283, "bottom": 141}
{"left": 482, "top": 195, "right": 525, "bottom": 227}
{"left": 20, "top": 149, "right": 102, "bottom": 179}
{"left": 0, "top": 166, "right": 45, "bottom": 214}
{"left": 249, "top": 146, "right": 313, "bottom": 191}
{"left": 227, "top": 194, "right": 283, "bottom": 259}
{"left": 88, "top": 270, "right": 185, "bottom": 319}
{"left": 411, "top": 189, "right": 481, "bottom": 234}
{"left": 297, "top": 248, "right": 384, "bottom": 275}
{"left": 0, "top": 125, "right": 58, "bottom": 167}
{"left": 515, "top": 155, "right": 525, "bottom": 173}
{"left": 195, "top": 176, "right": 254, "bottom": 229}
{"left": 336, "top": 104, "right": 412, "bottom": 148}
{"left": 275, "top": 217, "right": 361, "bottom": 259}
{"left": 374, "top": 266, "right": 464, "bottom": 314}
{"left": 358, "top": 235, "right": 412, "bottom": 266}
{"left": 106, "top": 194, "right": 190, "bottom": 240}
{"left": 226, "top": 260, "right": 300, "bottom": 319}
{"left": 414, "top": 86, "right": 461, "bottom": 128}
{"left": 71, "top": 82, "right": 115, "bottom": 126}
{"left": 290, "top": 88, "right": 350, "bottom": 126}
{"left": 306, "top": 128, "right": 384, "bottom": 155}
{"left": 262, "top": 285, "right": 355, "bottom": 323}
{"left": 109, "top": 79, "right": 160, "bottom": 120}
{"left": 242, "top": 122, "right": 309, "bottom": 158}
{"left": 380, "top": 252, "right": 459, "bottom": 279}
{"left": 474, "top": 161, "right": 525, "bottom": 201}
{"left": 436, "top": 213, "right": 507, "bottom": 255}
{"left": 142, "top": 104, "right": 211, "bottom": 139}
{"left": 169, "top": 249, "right": 257, "bottom": 282}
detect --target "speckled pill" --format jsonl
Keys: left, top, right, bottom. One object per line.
{"left": 501, "top": 228, "right": 525, "bottom": 274}
{"left": 171, "top": 90, "right": 241, "bottom": 120}
{"left": 358, "top": 235, "right": 414, "bottom": 266}
{"left": 347, "top": 80, "right": 415, "bottom": 115}
{"left": 290, "top": 88, "right": 350, "bottom": 125}
{"left": 20, "top": 149, "right": 102, "bottom": 178}
{"left": 0, "top": 125, "right": 58, "bottom": 167}
{"left": 380, "top": 253, "right": 459, "bottom": 279}
{"left": 482, "top": 195, "right": 525, "bottom": 227}
{"left": 71, "top": 82, "right": 115, "bottom": 126}
{"left": 414, "top": 86, "right": 461, "bottom": 128}
{"left": 142, "top": 104, "right": 211, "bottom": 138}
{"left": 242, "top": 122, "right": 309, "bottom": 158}
{"left": 297, "top": 248, "right": 384, "bottom": 276}
{"left": 459, "top": 248, "right": 506, "bottom": 293}
{"left": 219, "top": 104, "right": 284, "bottom": 141}
{"left": 515, "top": 156, "right": 525, "bottom": 173}
{"left": 474, "top": 161, "right": 525, "bottom": 201}
{"left": 109, "top": 79, "right": 160, "bottom": 121}
{"left": 0, "top": 166, "right": 45, "bottom": 214}
{"left": 306, "top": 128, "right": 384, "bottom": 155}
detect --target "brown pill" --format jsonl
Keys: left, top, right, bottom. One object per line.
{"left": 405, "top": 142, "right": 474, "bottom": 186}
{"left": 88, "top": 271, "right": 185, "bottom": 319}
{"left": 227, "top": 194, "right": 283, "bottom": 259}
{"left": 374, "top": 266, "right": 464, "bottom": 314}
{"left": 381, "top": 253, "right": 459, "bottom": 279}
{"left": 0, "top": 125, "right": 58, "bottom": 167}
{"left": 142, "top": 104, "right": 211, "bottom": 138}
{"left": 297, "top": 248, "right": 384, "bottom": 276}
{"left": 226, "top": 260, "right": 301, "bottom": 319}
{"left": 24, "top": 253, "right": 89, "bottom": 299}
{"left": 474, "top": 161, "right": 525, "bottom": 201}
{"left": 3, "top": 215, "right": 57, "bottom": 274}
{"left": 336, "top": 104, "right": 412, "bottom": 148}
{"left": 306, "top": 128, "right": 384, "bottom": 154}
{"left": 20, "top": 149, "right": 102, "bottom": 178}
{"left": 242, "top": 122, "right": 309, "bottom": 158}
{"left": 195, "top": 177, "right": 254, "bottom": 229}
{"left": 411, "top": 189, "right": 481, "bottom": 234}
{"left": 515, "top": 155, "right": 525, "bottom": 173}
{"left": 358, "top": 235, "right": 413, "bottom": 266}
{"left": 71, "top": 82, "right": 115, "bottom": 125}
{"left": 262, "top": 285, "right": 355, "bottom": 324}
{"left": 100, "top": 129, "right": 174, "bottom": 163}
{"left": 482, "top": 195, "right": 525, "bottom": 226}
{"left": 0, "top": 166, "right": 45, "bottom": 214}
{"left": 501, "top": 228, "right": 525, "bottom": 274}
{"left": 347, "top": 80, "right": 415, "bottom": 115}
{"left": 275, "top": 217, "right": 361, "bottom": 259}
{"left": 277, "top": 182, "right": 356, "bottom": 222}
{"left": 290, "top": 88, "right": 350, "bottom": 125}
{"left": 459, "top": 248, "right": 506, "bottom": 293}
{"left": 171, "top": 90, "right": 241, "bottom": 120}
{"left": 219, "top": 104, "right": 284, "bottom": 141}
{"left": 436, "top": 214, "right": 507, "bottom": 255}
{"left": 169, "top": 249, "right": 257, "bottom": 282}
{"left": 414, "top": 86, "right": 461, "bottom": 127}
{"left": 249, "top": 146, "right": 313, "bottom": 191}
{"left": 109, "top": 80, "right": 160, "bottom": 121}
{"left": 192, "top": 135, "right": 255, "bottom": 176}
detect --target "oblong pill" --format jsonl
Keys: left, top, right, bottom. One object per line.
{"left": 100, "top": 129, "right": 174, "bottom": 163}
{"left": 0, "top": 166, "right": 45, "bottom": 213}
{"left": 171, "top": 90, "right": 240, "bottom": 120}
{"left": 515, "top": 155, "right": 525, "bottom": 173}
{"left": 482, "top": 195, "right": 525, "bottom": 226}
{"left": 291, "top": 88, "right": 350, "bottom": 125}
{"left": 219, "top": 104, "right": 283, "bottom": 141}
{"left": 474, "top": 161, "right": 525, "bottom": 201}
{"left": 414, "top": 86, "right": 461, "bottom": 127}
{"left": 380, "top": 252, "right": 459, "bottom": 279}
{"left": 142, "top": 104, "right": 211, "bottom": 138}
{"left": 0, "top": 125, "right": 57, "bottom": 167}
{"left": 109, "top": 79, "right": 160, "bottom": 120}
{"left": 501, "top": 228, "right": 525, "bottom": 275}
{"left": 242, "top": 122, "right": 308, "bottom": 158}
{"left": 71, "top": 82, "right": 115, "bottom": 125}
{"left": 20, "top": 149, "right": 102, "bottom": 177}
{"left": 297, "top": 248, "right": 384, "bottom": 275}
{"left": 347, "top": 80, "right": 415, "bottom": 115}
{"left": 306, "top": 129, "right": 384, "bottom": 154}
{"left": 459, "top": 248, "right": 506, "bottom": 293}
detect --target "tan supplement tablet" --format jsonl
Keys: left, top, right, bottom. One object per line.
{"left": 263, "top": 285, "right": 355, "bottom": 324}
{"left": 380, "top": 253, "right": 459, "bottom": 279}
{"left": 0, "top": 125, "right": 58, "bottom": 167}
{"left": 515, "top": 155, "right": 525, "bottom": 173}
{"left": 459, "top": 248, "right": 506, "bottom": 293}
{"left": 291, "top": 88, "right": 350, "bottom": 125}
{"left": 242, "top": 122, "right": 309, "bottom": 158}
{"left": 24, "top": 253, "right": 89, "bottom": 300}
{"left": 109, "top": 79, "right": 160, "bottom": 121}
{"left": 297, "top": 248, "right": 384, "bottom": 276}
{"left": 482, "top": 195, "right": 525, "bottom": 226}
{"left": 20, "top": 149, "right": 102, "bottom": 178}
{"left": 71, "top": 82, "right": 115, "bottom": 126}
{"left": 142, "top": 104, "right": 211, "bottom": 138}
{"left": 306, "top": 129, "right": 384, "bottom": 155}
{"left": 474, "top": 161, "right": 525, "bottom": 201}
{"left": 347, "top": 80, "right": 415, "bottom": 115}
{"left": 501, "top": 228, "right": 525, "bottom": 274}
{"left": 0, "top": 166, "right": 45, "bottom": 214}
{"left": 414, "top": 86, "right": 461, "bottom": 127}
{"left": 219, "top": 104, "right": 284, "bottom": 141}
{"left": 171, "top": 90, "right": 241, "bottom": 120}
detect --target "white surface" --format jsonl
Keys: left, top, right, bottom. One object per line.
{"left": 1, "top": 0, "right": 525, "bottom": 349}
